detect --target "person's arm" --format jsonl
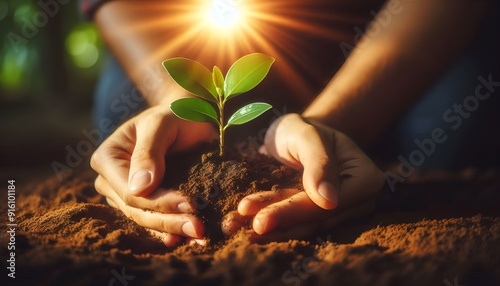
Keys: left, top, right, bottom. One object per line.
{"left": 91, "top": 2, "right": 219, "bottom": 247}
{"left": 95, "top": 1, "right": 190, "bottom": 106}
{"left": 222, "top": 0, "right": 491, "bottom": 240}
{"left": 303, "top": 0, "right": 490, "bottom": 146}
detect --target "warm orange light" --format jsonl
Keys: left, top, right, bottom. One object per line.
{"left": 124, "top": 0, "right": 346, "bottom": 100}
{"left": 206, "top": 0, "right": 243, "bottom": 29}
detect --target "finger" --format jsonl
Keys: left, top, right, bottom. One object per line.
{"left": 147, "top": 229, "right": 184, "bottom": 248}
{"left": 106, "top": 197, "right": 118, "bottom": 209}
{"left": 295, "top": 125, "right": 340, "bottom": 210}
{"left": 128, "top": 115, "right": 218, "bottom": 196}
{"left": 126, "top": 205, "right": 203, "bottom": 238}
{"left": 128, "top": 112, "right": 175, "bottom": 196}
{"left": 127, "top": 188, "right": 196, "bottom": 214}
{"left": 262, "top": 114, "right": 339, "bottom": 210}
{"left": 96, "top": 175, "right": 195, "bottom": 213}
{"left": 91, "top": 129, "right": 135, "bottom": 201}
{"left": 103, "top": 183, "right": 186, "bottom": 247}
{"left": 262, "top": 116, "right": 303, "bottom": 170}
{"left": 221, "top": 211, "right": 251, "bottom": 235}
{"left": 96, "top": 176, "right": 204, "bottom": 238}
{"left": 252, "top": 192, "right": 330, "bottom": 235}
{"left": 249, "top": 200, "right": 377, "bottom": 243}
{"left": 237, "top": 188, "right": 301, "bottom": 216}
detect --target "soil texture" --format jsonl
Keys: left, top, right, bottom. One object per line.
{"left": 1, "top": 149, "right": 500, "bottom": 286}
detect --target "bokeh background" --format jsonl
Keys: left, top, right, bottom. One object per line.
{"left": 0, "top": 0, "right": 101, "bottom": 181}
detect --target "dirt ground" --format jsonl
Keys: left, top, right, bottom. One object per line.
{"left": 1, "top": 161, "right": 499, "bottom": 286}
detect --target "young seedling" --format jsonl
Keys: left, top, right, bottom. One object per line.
{"left": 163, "top": 53, "right": 274, "bottom": 157}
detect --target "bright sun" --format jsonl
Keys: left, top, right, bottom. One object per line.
{"left": 206, "top": 0, "right": 242, "bottom": 29}
{"left": 128, "top": 0, "right": 340, "bottom": 100}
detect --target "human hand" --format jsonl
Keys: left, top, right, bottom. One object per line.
{"left": 222, "top": 113, "right": 384, "bottom": 240}
{"left": 91, "top": 105, "right": 217, "bottom": 247}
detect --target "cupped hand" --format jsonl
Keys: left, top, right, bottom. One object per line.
{"left": 91, "top": 105, "right": 217, "bottom": 246}
{"left": 222, "top": 113, "right": 384, "bottom": 241}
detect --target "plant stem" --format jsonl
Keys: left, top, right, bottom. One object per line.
{"left": 218, "top": 100, "right": 225, "bottom": 157}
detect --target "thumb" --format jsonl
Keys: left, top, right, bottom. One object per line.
{"left": 296, "top": 128, "right": 340, "bottom": 210}
{"left": 128, "top": 118, "right": 173, "bottom": 196}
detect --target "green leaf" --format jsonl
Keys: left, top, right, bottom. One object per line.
{"left": 170, "top": 98, "right": 219, "bottom": 124}
{"left": 163, "top": 58, "right": 218, "bottom": 103}
{"left": 226, "top": 102, "right": 272, "bottom": 128}
{"left": 224, "top": 53, "right": 275, "bottom": 102}
{"left": 212, "top": 66, "right": 225, "bottom": 98}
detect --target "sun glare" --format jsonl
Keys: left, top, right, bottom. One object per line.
{"left": 207, "top": 0, "right": 242, "bottom": 29}
{"left": 124, "top": 0, "right": 346, "bottom": 101}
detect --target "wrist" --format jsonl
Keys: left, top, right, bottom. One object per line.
{"left": 301, "top": 112, "right": 333, "bottom": 130}
{"left": 301, "top": 86, "right": 346, "bottom": 130}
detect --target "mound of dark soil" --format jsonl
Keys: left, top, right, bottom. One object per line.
{"left": 1, "top": 148, "right": 500, "bottom": 286}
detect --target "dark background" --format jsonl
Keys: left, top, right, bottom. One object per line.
{"left": 0, "top": 0, "right": 101, "bottom": 182}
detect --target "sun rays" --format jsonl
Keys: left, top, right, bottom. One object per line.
{"left": 125, "top": 0, "right": 347, "bottom": 100}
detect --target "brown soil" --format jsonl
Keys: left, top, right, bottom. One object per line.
{"left": 162, "top": 144, "right": 301, "bottom": 242}
{"left": 1, "top": 149, "right": 500, "bottom": 286}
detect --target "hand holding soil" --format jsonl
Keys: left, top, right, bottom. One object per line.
{"left": 90, "top": 104, "right": 385, "bottom": 247}
{"left": 222, "top": 113, "right": 385, "bottom": 241}
{"left": 91, "top": 104, "right": 387, "bottom": 246}
{"left": 91, "top": 52, "right": 387, "bottom": 247}
{"left": 91, "top": 105, "right": 218, "bottom": 247}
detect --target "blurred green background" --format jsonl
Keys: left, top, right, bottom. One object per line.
{"left": 0, "top": 0, "right": 102, "bottom": 181}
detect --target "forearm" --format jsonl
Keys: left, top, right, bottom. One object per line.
{"left": 95, "top": 1, "right": 189, "bottom": 106}
{"left": 303, "top": 0, "right": 489, "bottom": 146}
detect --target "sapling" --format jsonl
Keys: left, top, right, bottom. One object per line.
{"left": 163, "top": 53, "right": 274, "bottom": 157}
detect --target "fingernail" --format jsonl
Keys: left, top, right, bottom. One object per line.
{"left": 178, "top": 202, "right": 193, "bottom": 213}
{"left": 318, "top": 181, "right": 338, "bottom": 207}
{"left": 129, "top": 170, "right": 152, "bottom": 194}
{"left": 254, "top": 216, "right": 271, "bottom": 234}
{"left": 182, "top": 222, "right": 198, "bottom": 238}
